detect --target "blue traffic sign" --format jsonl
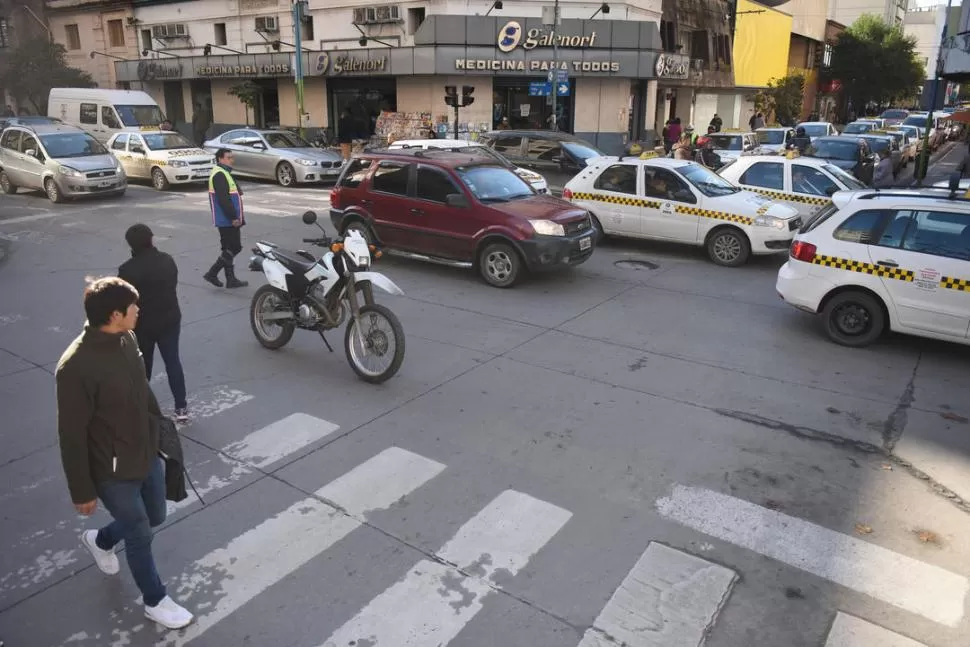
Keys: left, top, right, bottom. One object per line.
{"left": 529, "top": 82, "right": 552, "bottom": 97}
{"left": 556, "top": 69, "right": 569, "bottom": 82}
{"left": 556, "top": 82, "right": 570, "bottom": 97}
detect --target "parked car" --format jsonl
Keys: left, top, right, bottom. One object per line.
{"left": 387, "top": 138, "right": 549, "bottom": 193}
{"left": 841, "top": 121, "right": 877, "bottom": 135}
{"left": 203, "top": 128, "right": 345, "bottom": 186}
{"left": 894, "top": 124, "right": 926, "bottom": 154}
{"left": 477, "top": 130, "right": 605, "bottom": 192}
{"left": 329, "top": 148, "right": 596, "bottom": 287}
{"left": 796, "top": 121, "right": 839, "bottom": 142}
{"left": 707, "top": 131, "right": 760, "bottom": 163}
{"left": 0, "top": 123, "right": 126, "bottom": 202}
{"left": 755, "top": 127, "right": 795, "bottom": 154}
{"left": 879, "top": 108, "right": 910, "bottom": 127}
{"left": 804, "top": 136, "right": 876, "bottom": 185}
{"left": 49, "top": 88, "right": 165, "bottom": 144}
{"left": 107, "top": 131, "right": 213, "bottom": 190}
{"left": 882, "top": 129, "right": 917, "bottom": 163}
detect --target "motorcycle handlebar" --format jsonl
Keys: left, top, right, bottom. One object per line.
{"left": 302, "top": 237, "right": 331, "bottom": 245}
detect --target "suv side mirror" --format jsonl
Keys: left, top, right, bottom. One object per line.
{"left": 24, "top": 148, "right": 37, "bottom": 158}
{"left": 445, "top": 193, "right": 469, "bottom": 208}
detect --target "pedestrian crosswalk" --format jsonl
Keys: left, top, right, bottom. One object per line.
{"left": 3, "top": 397, "right": 962, "bottom": 646}
{"left": 150, "top": 184, "right": 332, "bottom": 219}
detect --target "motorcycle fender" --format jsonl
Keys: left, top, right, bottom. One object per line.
{"left": 354, "top": 271, "right": 404, "bottom": 296}
{"left": 263, "top": 258, "right": 291, "bottom": 291}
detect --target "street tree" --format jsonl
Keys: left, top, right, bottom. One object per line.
{"left": 0, "top": 40, "right": 95, "bottom": 115}
{"left": 754, "top": 74, "right": 806, "bottom": 126}
{"left": 826, "top": 13, "right": 924, "bottom": 111}
{"left": 228, "top": 81, "right": 263, "bottom": 126}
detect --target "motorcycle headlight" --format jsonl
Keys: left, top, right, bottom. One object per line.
{"left": 169, "top": 160, "right": 188, "bottom": 168}
{"left": 753, "top": 215, "right": 787, "bottom": 230}
{"left": 295, "top": 158, "right": 318, "bottom": 166}
{"left": 530, "top": 219, "right": 566, "bottom": 236}
{"left": 58, "top": 166, "right": 83, "bottom": 178}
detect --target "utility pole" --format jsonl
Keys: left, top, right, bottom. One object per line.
{"left": 292, "top": 0, "right": 308, "bottom": 138}
{"left": 546, "top": 0, "right": 561, "bottom": 131}
{"left": 916, "top": 0, "right": 954, "bottom": 185}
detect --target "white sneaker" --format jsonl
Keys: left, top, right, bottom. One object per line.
{"left": 144, "top": 595, "right": 194, "bottom": 630}
{"left": 80, "top": 530, "right": 119, "bottom": 575}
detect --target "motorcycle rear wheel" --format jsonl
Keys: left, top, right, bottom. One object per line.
{"left": 344, "top": 303, "right": 405, "bottom": 384}
{"left": 251, "top": 285, "right": 296, "bottom": 349}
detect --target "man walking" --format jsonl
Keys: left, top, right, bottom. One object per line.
{"left": 56, "top": 277, "right": 193, "bottom": 630}
{"left": 203, "top": 149, "right": 248, "bottom": 289}
{"left": 119, "top": 224, "right": 189, "bottom": 424}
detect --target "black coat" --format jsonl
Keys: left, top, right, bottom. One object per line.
{"left": 119, "top": 247, "right": 182, "bottom": 338}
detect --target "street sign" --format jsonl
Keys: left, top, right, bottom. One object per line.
{"left": 556, "top": 82, "right": 570, "bottom": 97}
{"left": 529, "top": 82, "right": 552, "bottom": 97}
{"left": 547, "top": 70, "right": 555, "bottom": 83}
{"left": 556, "top": 69, "right": 569, "bottom": 82}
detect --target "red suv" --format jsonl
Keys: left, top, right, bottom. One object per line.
{"left": 329, "top": 149, "right": 596, "bottom": 287}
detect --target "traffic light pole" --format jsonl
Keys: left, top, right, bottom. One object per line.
{"left": 915, "top": 0, "right": 954, "bottom": 185}
{"left": 549, "top": 0, "right": 560, "bottom": 132}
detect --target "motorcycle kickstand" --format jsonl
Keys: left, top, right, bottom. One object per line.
{"left": 318, "top": 330, "right": 334, "bottom": 352}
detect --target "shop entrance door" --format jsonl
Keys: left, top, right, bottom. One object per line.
{"left": 492, "top": 78, "right": 574, "bottom": 133}
{"left": 328, "top": 78, "right": 397, "bottom": 142}
{"left": 254, "top": 80, "right": 280, "bottom": 129}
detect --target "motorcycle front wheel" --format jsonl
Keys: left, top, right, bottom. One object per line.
{"left": 344, "top": 303, "right": 405, "bottom": 384}
{"left": 250, "top": 285, "right": 296, "bottom": 349}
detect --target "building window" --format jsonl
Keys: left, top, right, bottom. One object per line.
{"left": 302, "top": 16, "right": 314, "bottom": 41}
{"left": 107, "top": 19, "right": 125, "bottom": 48}
{"left": 690, "top": 30, "right": 710, "bottom": 63}
{"left": 214, "top": 23, "right": 227, "bottom": 46}
{"left": 141, "top": 29, "right": 151, "bottom": 51}
{"left": 0, "top": 18, "right": 9, "bottom": 49}
{"left": 822, "top": 43, "right": 833, "bottom": 68}
{"left": 407, "top": 7, "right": 426, "bottom": 35}
{"left": 660, "top": 20, "right": 676, "bottom": 52}
{"left": 64, "top": 24, "right": 81, "bottom": 50}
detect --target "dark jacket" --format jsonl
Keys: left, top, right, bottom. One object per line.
{"left": 118, "top": 247, "right": 181, "bottom": 338}
{"left": 337, "top": 114, "right": 355, "bottom": 144}
{"left": 790, "top": 136, "right": 812, "bottom": 153}
{"left": 56, "top": 327, "right": 162, "bottom": 504}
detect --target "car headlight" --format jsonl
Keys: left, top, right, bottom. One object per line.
{"left": 295, "top": 158, "right": 318, "bottom": 166}
{"left": 753, "top": 215, "right": 787, "bottom": 230}
{"left": 530, "top": 219, "right": 565, "bottom": 236}
{"left": 169, "top": 160, "right": 188, "bottom": 168}
{"left": 58, "top": 166, "right": 83, "bottom": 178}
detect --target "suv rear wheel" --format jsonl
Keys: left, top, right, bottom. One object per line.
{"left": 821, "top": 290, "right": 885, "bottom": 347}
{"left": 0, "top": 171, "right": 16, "bottom": 194}
{"left": 478, "top": 241, "right": 522, "bottom": 288}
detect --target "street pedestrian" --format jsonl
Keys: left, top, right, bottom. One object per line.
{"left": 160, "top": 119, "right": 173, "bottom": 131}
{"left": 203, "top": 149, "right": 249, "bottom": 289}
{"left": 118, "top": 224, "right": 189, "bottom": 424}
{"left": 338, "top": 109, "right": 354, "bottom": 160}
{"left": 55, "top": 277, "right": 194, "bottom": 631}
{"left": 709, "top": 113, "right": 722, "bottom": 132}
{"left": 873, "top": 149, "right": 894, "bottom": 188}
{"left": 789, "top": 126, "right": 811, "bottom": 154}
{"left": 957, "top": 142, "right": 970, "bottom": 177}
{"left": 672, "top": 134, "right": 692, "bottom": 160}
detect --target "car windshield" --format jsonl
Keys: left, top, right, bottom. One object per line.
{"left": 562, "top": 141, "right": 604, "bottom": 161}
{"left": 757, "top": 130, "right": 786, "bottom": 145}
{"left": 823, "top": 164, "right": 866, "bottom": 189}
{"left": 903, "top": 115, "right": 928, "bottom": 128}
{"left": 799, "top": 124, "right": 829, "bottom": 137}
{"left": 843, "top": 123, "right": 871, "bottom": 134}
{"left": 882, "top": 109, "right": 908, "bottom": 119}
{"left": 143, "top": 133, "right": 196, "bottom": 150}
{"left": 676, "top": 163, "right": 740, "bottom": 197}
{"left": 457, "top": 165, "right": 533, "bottom": 202}
{"left": 809, "top": 139, "right": 859, "bottom": 160}
{"left": 264, "top": 131, "right": 311, "bottom": 148}
{"left": 861, "top": 138, "right": 889, "bottom": 154}
{"left": 114, "top": 104, "right": 165, "bottom": 127}
{"left": 40, "top": 132, "right": 108, "bottom": 158}
{"left": 709, "top": 134, "right": 742, "bottom": 150}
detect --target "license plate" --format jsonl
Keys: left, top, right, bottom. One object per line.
{"left": 579, "top": 236, "right": 591, "bottom": 251}
{"left": 98, "top": 180, "right": 112, "bottom": 188}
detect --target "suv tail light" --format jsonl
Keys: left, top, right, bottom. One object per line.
{"left": 790, "top": 240, "right": 817, "bottom": 262}
{"left": 562, "top": 188, "right": 573, "bottom": 200}
{"left": 330, "top": 186, "right": 342, "bottom": 209}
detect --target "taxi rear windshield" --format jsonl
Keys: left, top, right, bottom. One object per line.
{"left": 757, "top": 130, "right": 786, "bottom": 145}
{"left": 709, "top": 135, "right": 742, "bottom": 150}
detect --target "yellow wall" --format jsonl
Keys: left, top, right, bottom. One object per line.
{"left": 732, "top": 0, "right": 794, "bottom": 88}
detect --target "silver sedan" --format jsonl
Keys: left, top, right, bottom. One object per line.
{"left": 202, "top": 129, "right": 344, "bottom": 186}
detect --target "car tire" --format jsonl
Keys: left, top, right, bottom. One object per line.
{"left": 44, "top": 177, "right": 64, "bottom": 204}
{"left": 821, "top": 291, "right": 885, "bottom": 348}
{"left": 706, "top": 227, "right": 750, "bottom": 267}
{"left": 478, "top": 241, "right": 522, "bottom": 288}
{"left": 0, "top": 171, "right": 16, "bottom": 194}
{"left": 276, "top": 162, "right": 295, "bottom": 187}
{"left": 151, "top": 167, "right": 170, "bottom": 191}
{"left": 590, "top": 213, "right": 606, "bottom": 243}
{"left": 342, "top": 220, "right": 374, "bottom": 246}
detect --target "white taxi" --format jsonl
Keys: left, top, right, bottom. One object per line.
{"left": 717, "top": 153, "right": 867, "bottom": 221}
{"left": 707, "top": 130, "right": 760, "bottom": 163}
{"left": 107, "top": 131, "right": 213, "bottom": 190}
{"left": 777, "top": 183, "right": 970, "bottom": 347}
{"left": 562, "top": 154, "right": 801, "bottom": 266}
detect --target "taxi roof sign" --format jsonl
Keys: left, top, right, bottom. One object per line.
{"left": 785, "top": 150, "right": 800, "bottom": 159}
{"left": 639, "top": 150, "right": 661, "bottom": 160}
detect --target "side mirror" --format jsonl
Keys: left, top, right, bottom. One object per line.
{"left": 24, "top": 148, "right": 37, "bottom": 158}
{"left": 253, "top": 142, "right": 266, "bottom": 150}
{"left": 302, "top": 210, "right": 318, "bottom": 225}
{"left": 825, "top": 185, "right": 838, "bottom": 196}
{"left": 445, "top": 193, "right": 469, "bottom": 208}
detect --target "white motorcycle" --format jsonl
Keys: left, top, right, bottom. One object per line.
{"left": 248, "top": 211, "right": 406, "bottom": 384}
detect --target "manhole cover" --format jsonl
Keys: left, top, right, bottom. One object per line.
{"left": 614, "top": 259, "right": 659, "bottom": 271}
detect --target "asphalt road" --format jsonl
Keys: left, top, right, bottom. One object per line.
{"left": 1, "top": 169, "right": 970, "bottom": 647}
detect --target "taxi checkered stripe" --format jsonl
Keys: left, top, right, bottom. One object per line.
{"left": 812, "top": 254, "right": 915, "bottom": 282}
{"left": 569, "top": 192, "right": 660, "bottom": 209}
{"left": 675, "top": 205, "right": 753, "bottom": 225}
{"left": 940, "top": 276, "right": 970, "bottom": 291}
{"left": 750, "top": 187, "right": 831, "bottom": 206}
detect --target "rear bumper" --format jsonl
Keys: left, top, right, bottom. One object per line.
{"left": 517, "top": 229, "right": 596, "bottom": 271}
{"left": 776, "top": 260, "right": 829, "bottom": 313}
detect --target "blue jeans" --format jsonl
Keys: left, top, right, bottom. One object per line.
{"left": 138, "top": 323, "right": 187, "bottom": 410}
{"left": 95, "top": 457, "right": 167, "bottom": 607}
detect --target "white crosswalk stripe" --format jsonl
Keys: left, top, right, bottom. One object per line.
{"left": 655, "top": 484, "right": 970, "bottom": 628}
{"left": 320, "top": 489, "right": 572, "bottom": 647}
{"left": 823, "top": 612, "right": 928, "bottom": 647}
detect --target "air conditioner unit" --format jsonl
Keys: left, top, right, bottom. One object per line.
{"left": 255, "top": 16, "right": 279, "bottom": 33}
{"left": 352, "top": 8, "right": 367, "bottom": 24}
{"left": 151, "top": 23, "right": 188, "bottom": 39}
{"left": 151, "top": 24, "right": 168, "bottom": 38}
{"left": 365, "top": 8, "right": 377, "bottom": 23}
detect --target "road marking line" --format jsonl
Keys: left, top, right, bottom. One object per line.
{"left": 320, "top": 490, "right": 572, "bottom": 647}
{"left": 100, "top": 447, "right": 445, "bottom": 647}
{"left": 656, "top": 485, "right": 969, "bottom": 627}
{"left": 824, "top": 612, "right": 927, "bottom": 647}
{"left": 222, "top": 413, "right": 339, "bottom": 469}
{"left": 0, "top": 213, "right": 69, "bottom": 225}
{"left": 577, "top": 543, "right": 737, "bottom": 647}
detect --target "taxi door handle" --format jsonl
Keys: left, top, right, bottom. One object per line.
{"left": 876, "top": 260, "right": 899, "bottom": 268}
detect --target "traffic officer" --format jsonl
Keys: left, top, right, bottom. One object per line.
{"left": 203, "top": 149, "right": 248, "bottom": 289}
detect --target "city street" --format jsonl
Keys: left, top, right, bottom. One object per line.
{"left": 2, "top": 163, "right": 970, "bottom": 647}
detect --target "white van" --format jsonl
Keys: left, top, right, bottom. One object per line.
{"left": 48, "top": 89, "right": 166, "bottom": 143}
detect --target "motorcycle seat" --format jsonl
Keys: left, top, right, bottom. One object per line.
{"left": 272, "top": 248, "right": 317, "bottom": 274}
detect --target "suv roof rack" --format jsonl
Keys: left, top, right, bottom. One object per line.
{"left": 857, "top": 188, "right": 970, "bottom": 203}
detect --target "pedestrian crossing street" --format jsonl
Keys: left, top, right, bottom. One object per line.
{"left": 7, "top": 383, "right": 965, "bottom": 646}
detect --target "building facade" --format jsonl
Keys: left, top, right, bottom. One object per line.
{"left": 0, "top": 0, "right": 50, "bottom": 111}
{"left": 942, "top": 1, "right": 970, "bottom": 86}
{"left": 45, "top": 0, "right": 140, "bottom": 89}
{"left": 784, "top": 0, "right": 827, "bottom": 121}
{"left": 61, "top": 0, "right": 675, "bottom": 154}
{"left": 828, "top": 0, "right": 907, "bottom": 27}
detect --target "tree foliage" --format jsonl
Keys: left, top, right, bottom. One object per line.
{"left": 755, "top": 75, "right": 806, "bottom": 126}
{"left": 826, "top": 14, "right": 924, "bottom": 109}
{"left": 0, "top": 40, "right": 95, "bottom": 115}
{"left": 228, "top": 81, "right": 262, "bottom": 126}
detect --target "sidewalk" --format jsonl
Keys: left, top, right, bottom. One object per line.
{"left": 907, "top": 140, "right": 963, "bottom": 186}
